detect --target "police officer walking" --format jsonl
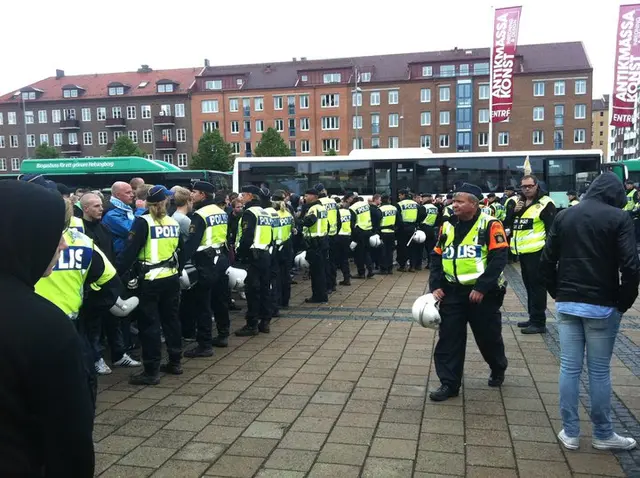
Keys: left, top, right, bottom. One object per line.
{"left": 301, "top": 188, "right": 329, "bottom": 302}
{"left": 117, "top": 186, "right": 184, "bottom": 385}
{"left": 316, "top": 184, "right": 340, "bottom": 293}
{"left": 428, "top": 183, "right": 509, "bottom": 401}
{"left": 378, "top": 194, "right": 397, "bottom": 275}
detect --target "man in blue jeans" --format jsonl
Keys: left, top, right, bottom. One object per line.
{"left": 540, "top": 172, "right": 640, "bottom": 451}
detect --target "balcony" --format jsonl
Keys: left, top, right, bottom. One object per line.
{"left": 155, "top": 140, "right": 177, "bottom": 150}
{"left": 105, "top": 117, "right": 126, "bottom": 128}
{"left": 61, "top": 143, "right": 82, "bottom": 154}
{"left": 154, "top": 115, "right": 175, "bottom": 126}
{"left": 59, "top": 118, "right": 80, "bottom": 130}
{"left": 372, "top": 124, "right": 380, "bottom": 134}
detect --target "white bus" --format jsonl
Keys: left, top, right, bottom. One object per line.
{"left": 232, "top": 148, "right": 602, "bottom": 207}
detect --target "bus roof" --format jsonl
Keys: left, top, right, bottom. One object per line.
{"left": 20, "top": 156, "right": 175, "bottom": 175}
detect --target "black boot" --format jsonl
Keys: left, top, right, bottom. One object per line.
{"left": 258, "top": 320, "right": 271, "bottom": 334}
{"left": 129, "top": 371, "right": 160, "bottom": 386}
{"left": 521, "top": 325, "right": 546, "bottom": 334}
{"left": 184, "top": 346, "right": 214, "bottom": 358}
{"left": 339, "top": 279, "right": 351, "bottom": 286}
{"left": 517, "top": 320, "right": 530, "bottom": 328}
{"left": 488, "top": 371, "right": 505, "bottom": 387}
{"left": 160, "top": 362, "right": 183, "bottom": 375}
{"left": 429, "top": 384, "right": 459, "bottom": 402}
{"left": 212, "top": 329, "right": 229, "bottom": 348}
{"left": 235, "top": 324, "right": 259, "bottom": 336}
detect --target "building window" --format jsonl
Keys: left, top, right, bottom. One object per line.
{"left": 321, "top": 117, "right": 340, "bottom": 130}
{"left": 498, "top": 131, "right": 509, "bottom": 146}
{"left": 388, "top": 136, "right": 399, "bottom": 148}
{"left": 478, "top": 132, "right": 488, "bottom": 147}
{"left": 439, "top": 86, "right": 450, "bottom": 102}
{"left": 323, "top": 73, "right": 341, "bottom": 84}
{"left": 254, "top": 97, "right": 264, "bottom": 111}
{"left": 353, "top": 115, "right": 363, "bottom": 130}
{"left": 0, "top": 113, "right": 3, "bottom": 125}
{"left": 96, "top": 108, "right": 106, "bottom": 121}
{"left": 322, "top": 139, "right": 340, "bottom": 152}
{"left": 83, "top": 132, "right": 92, "bottom": 145}
{"left": 112, "top": 107, "right": 122, "bottom": 119}
{"left": 439, "top": 111, "right": 450, "bottom": 125}
{"left": 420, "top": 135, "right": 431, "bottom": 148}
{"left": 439, "top": 134, "right": 450, "bottom": 148}
{"left": 300, "top": 95, "right": 310, "bottom": 109}
{"left": 229, "top": 98, "right": 239, "bottom": 112}
{"left": 533, "top": 106, "right": 544, "bottom": 121}
{"left": 388, "top": 113, "right": 399, "bottom": 128}
{"left": 321, "top": 94, "right": 339, "bottom": 108}
{"left": 25, "top": 111, "right": 34, "bottom": 124}
{"left": 575, "top": 80, "right": 587, "bottom": 95}
{"left": 142, "top": 130, "right": 153, "bottom": 143}
{"left": 108, "top": 86, "right": 125, "bottom": 96}
{"left": 202, "top": 100, "right": 219, "bottom": 114}
{"left": 459, "top": 64, "right": 469, "bottom": 76}
{"left": 11, "top": 158, "right": 20, "bottom": 171}
{"left": 38, "top": 110, "right": 48, "bottom": 123}
{"left": 420, "top": 88, "right": 431, "bottom": 103}
{"left": 230, "top": 142, "right": 240, "bottom": 155}
{"left": 352, "top": 92, "right": 362, "bottom": 107}
{"left": 27, "top": 134, "right": 36, "bottom": 147}
{"left": 8, "top": 112, "right": 17, "bottom": 125}
{"left": 388, "top": 90, "right": 399, "bottom": 104}
{"left": 231, "top": 121, "right": 239, "bottom": 134}
{"left": 157, "top": 83, "right": 174, "bottom": 93}
{"left": 574, "top": 128, "right": 586, "bottom": 143}
{"left": 141, "top": 105, "right": 151, "bottom": 119}
{"left": 63, "top": 89, "right": 78, "bottom": 98}
{"left": 422, "top": 66, "right": 433, "bottom": 77}
{"left": 177, "top": 153, "right": 188, "bottom": 167}
{"left": 554, "top": 81, "right": 565, "bottom": 96}
{"left": 370, "top": 91, "right": 381, "bottom": 106}
{"left": 96, "top": 131, "right": 107, "bottom": 145}
{"left": 202, "top": 121, "right": 218, "bottom": 132}
{"left": 39, "top": 134, "right": 48, "bottom": 145}
{"left": 205, "top": 80, "right": 222, "bottom": 90}
{"left": 9, "top": 135, "right": 18, "bottom": 148}
{"left": 300, "top": 118, "right": 310, "bottom": 131}
{"left": 256, "top": 120, "right": 264, "bottom": 133}
{"left": 371, "top": 137, "right": 380, "bottom": 148}
{"left": 53, "top": 133, "right": 63, "bottom": 146}
{"left": 353, "top": 137, "right": 364, "bottom": 150}
{"left": 175, "top": 104, "right": 185, "bottom": 118}
{"left": 126, "top": 106, "right": 136, "bottom": 120}
{"left": 127, "top": 130, "right": 138, "bottom": 143}
{"left": 478, "top": 109, "right": 489, "bottom": 123}
{"left": 478, "top": 84, "right": 490, "bottom": 100}
{"left": 554, "top": 105, "right": 565, "bottom": 127}
{"left": 440, "top": 65, "right": 455, "bottom": 77}
{"left": 163, "top": 154, "right": 173, "bottom": 164}
{"left": 533, "top": 81, "right": 545, "bottom": 97}
{"left": 473, "top": 63, "right": 490, "bottom": 75}
{"left": 68, "top": 132, "right": 78, "bottom": 145}
{"left": 301, "top": 139, "right": 310, "bottom": 153}
{"left": 360, "top": 72, "right": 371, "bottom": 82}
{"left": 532, "top": 130, "right": 544, "bottom": 145}
{"left": 176, "top": 129, "right": 187, "bottom": 142}
{"left": 271, "top": 96, "right": 283, "bottom": 110}
{"left": 0, "top": 136, "right": 4, "bottom": 148}
{"left": 420, "top": 111, "right": 431, "bottom": 126}
{"left": 275, "top": 119, "right": 284, "bottom": 132}
{"left": 78, "top": 108, "right": 89, "bottom": 122}
{"left": 574, "top": 104, "right": 587, "bottom": 119}
{"left": 0, "top": 159, "right": 5, "bottom": 171}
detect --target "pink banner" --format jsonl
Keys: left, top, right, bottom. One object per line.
{"left": 491, "top": 6, "right": 522, "bottom": 123}
{"left": 611, "top": 4, "right": 640, "bottom": 128}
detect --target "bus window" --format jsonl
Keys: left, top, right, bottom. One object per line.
{"left": 239, "top": 162, "right": 309, "bottom": 195}
{"left": 417, "top": 159, "right": 445, "bottom": 194}
{"left": 309, "top": 161, "right": 373, "bottom": 195}
{"left": 396, "top": 162, "right": 414, "bottom": 192}
{"left": 502, "top": 156, "right": 544, "bottom": 189}
{"left": 374, "top": 162, "right": 392, "bottom": 195}
{"left": 547, "top": 158, "right": 574, "bottom": 193}
{"left": 574, "top": 158, "right": 600, "bottom": 194}
{"left": 445, "top": 158, "right": 502, "bottom": 192}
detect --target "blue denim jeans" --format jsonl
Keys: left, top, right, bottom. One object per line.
{"left": 558, "top": 310, "right": 621, "bottom": 440}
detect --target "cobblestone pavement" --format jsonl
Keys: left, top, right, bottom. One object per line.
{"left": 94, "top": 265, "right": 640, "bottom": 477}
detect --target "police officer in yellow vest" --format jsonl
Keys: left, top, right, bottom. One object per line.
{"left": 511, "top": 175, "right": 556, "bottom": 334}
{"left": 272, "top": 190, "right": 295, "bottom": 309}
{"left": 486, "top": 193, "right": 506, "bottom": 221}
{"left": 566, "top": 190, "right": 580, "bottom": 207}
{"left": 181, "top": 182, "right": 231, "bottom": 354}
{"left": 235, "top": 185, "right": 274, "bottom": 335}
{"left": 396, "top": 189, "right": 426, "bottom": 272}
{"left": 316, "top": 184, "right": 340, "bottom": 293}
{"left": 262, "top": 188, "right": 284, "bottom": 317}
{"left": 623, "top": 180, "right": 638, "bottom": 212}
{"left": 335, "top": 195, "right": 354, "bottom": 285}
{"left": 379, "top": 194, "right": 397, "bottom": 275}
{"left": 301, "top": 188, "right": 330, "bottom": 302}
{"left": 349, "top": 195, "right": 376, "bottom": 278}
{"left": 429, "top": 183, "right": 509, "bottom": 402}
{"left": 421, "top": 196, "right": 439, "bottom": 269}
{"left": 117, "top": 186, "right": 184, "bottom": 385}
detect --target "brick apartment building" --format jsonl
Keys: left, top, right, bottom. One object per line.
{"left": 0, "top": 66, "right": 200, "bottom": 173}
{"left": 591, "top": 94, "right": 610, "bottom": 158}
{"left": 191, "top": 41, "right": 593, "bottom": 157}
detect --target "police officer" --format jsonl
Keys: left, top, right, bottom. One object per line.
{"left": 335, "top": 195, "right": 353, "bottom": 285}
{"left": 117, "top": 186, "right": 184, "bottom": 385}
{"left": 421, "top": 196, "right": 439, "bottom": 269}
{"left": 272, "top": 190, "right": 294, "bottom": 309}
{"left": 511, "top": 175, "right": 556, "bottom": 334}
{"left": 235, "top": 185, "right": 274, "bottom": 335}
{"left": 378, "top": 194, "right": 397, "bottom": 275}
{"left": 566, "top": 191, "right": 580, "bottom": 207}
{"left": 302, "top": 188, "right": 329, "bottom": 302}
{"left": 263, "top": 189, "right": 283, "bottom": 316}
{"left": 349, "top": 195, "right": 375, "bottom": 278}
{"left": 489, "top": 193, "right": 506, "bottom": 221}
{"left": 182, "top": 182, "right": 230, "bottom": 353}
{"left": 369, "top": 194, "right": 383, "bottom": 271}
{"left": 316, "top": 184, "right": 340, "bottom": 293}
{"left": 396, "top": 190, "right": 424, "bottom": 272}
{"left": 624, "top": 180, "right": 638, "bottom": 212}
{"left": 428, "top": 183, "right": 509, "bottom": 402}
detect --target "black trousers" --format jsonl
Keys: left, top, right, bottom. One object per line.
{"left": 325, "top": 236, "right": 338, "bottom": 290}
{"left": 307, "top": 246, "right": 328, "bottom": 301}
{"left": 85, "top": 310, "right": 126, "bottom": 363}
{"left": 519, "top": 250, "right": 547, "bottom": 326}
{"left": 211, "top": 254, "right": 231, "bottom": 337}
{"left": 370, "top": 239, "right": 381, "bottom": 268}
{"left": 434, "top": 286, "right": 508, "bottom": 390}
{"left": 74, "top": 318, "right": 97, "bottom": 413}
{"left": 137, "top": 277, "right": 182, "bottom": 374}
{"left": 269, "top": 248, "right": 281, "bottom": 314}
{"left": 181, "top": 280, "right": 213, "bottom": 347}
{"left": 245, "top": 250, "right": 272, "bottom": 327}
{"left": 424, "top": 226, "right": 437, "bottom": 268}
{"left": 277, "top": 242, "right": 293, "bottom": 307}
{"left": 354, "top": 230, "right": 373, "bottom": 275}
{"left": 334, "top": 236, "right": 352, "bottom": 281}
{"left": 380, "top": 232, "right": 395, "bottom": 272}
{"left": 396, "top": 229, "right": 411, "bottom": 267}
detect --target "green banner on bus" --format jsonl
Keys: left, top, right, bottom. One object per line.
{"left": 20, "top": 156, "right": 172, "bottom": 175}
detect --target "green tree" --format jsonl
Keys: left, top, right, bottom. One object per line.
{"left": 254, "top": 127, "right": 291, "bottom": 157}
{"left": 34, "top": 142, "right": 59, "bottom": 159}
{"left": 110, "top": 135, "right": 146, "bottom": 157}
{"left": 325, "top": 149, "right": 338, "bottom": 156}
{"left": 190, "top": 129, "right": 234, "bottom": 171}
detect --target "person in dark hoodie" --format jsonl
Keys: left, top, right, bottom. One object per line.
{"left": 540, "top": 172, "right": 640, "bottom": 452}
{"left": 0, "top": 180, "right": 95, "bottom": 477}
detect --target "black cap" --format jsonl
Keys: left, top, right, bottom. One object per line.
{"left": 566, "top": 190, "right": 577, "bottom": 196}
{"left": 398, "top": 188, "right": 409, "bottom": 196}
{"left": 455, "top": 183, "right": 484, "bottom": 200}
{"left": 625, "top": 179, "right": 635, "bottom": 185}
{"left": 304, "top": 188, "right": 319, "bottom": 196}
{"left": 381, "top": 194, "right": 390, "bottom": 202}
{"left": 193, "top": 181, "right": 215, "bottom": 194}
{"left": 342, "top": 191, "right": 355, "bottom": 201}
{"left": 505, "top": 186, "right": 515, "bottom": 191}
{"left": 18, "top": 174, "right": 53, "bottom": 190}
{"left": 147, "top": 185, "right": 167, "bottom": 203}
{"left": 272, "top": 189, "right": 286, "bottom": 201}
{"left": 214, "top": 192, "right": 227, "bottom": 204}
{"left": 314, "top": 183, "right": 326, "bottom": 192}
{"left": 487, "top": 193, "right": 496, "bottom": 198}
{"left": 261, "top": 187, "right": 271, "bottom": 199}
{"left": 56, "top": 183, "right": 72, "bottom": 195}
{"left": 241, "top": 185, "right": 263, "bottom": 196}
{"left": 446, "top": 193, "right": 454, "bottom": 200}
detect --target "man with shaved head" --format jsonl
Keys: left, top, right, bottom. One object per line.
{"left": 130, "top": 177, "right": 145, "bottom": 194}
{"left": 102, "top": 182, "right": 136, "bottom": 256}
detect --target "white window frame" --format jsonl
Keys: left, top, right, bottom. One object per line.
{"left": 98, "top": 131, "right": 108, "bottom": 145}
{"left": 371, "top": 137, "right": 380, "bottom": 148}
{"left": 53, "top": 133, "right": 63, "bottom": 146}
{"left": 39, "top": 133, "right": 49, "bottom": 145}
{"left": 176, "top": 128, "right": 187, "bottom": 142}
{"left": 205, "top": 80, "right": 222, "bottom": 90}
{"left": 10, "top": 135, "right": 19, "bottom": 148}
{"left": 439, "top": 111, "right": 450, "bottom": 126}
{"left": 8, "top": 112, "right": 17, "bottom": 125}
{"left": 420, "top": 88, "right": 431, "bottom": 103}
{"left": 0, "top": 158, "right": 5, "bottom": 171}
{"left": 388, "top": 136, "right": 399, "bottom": 148}
{"left": 532, "top": 130, "right": 544, "bottom": 145}
{"left": 478, "top": 109, "right": 489, "bottom": 124}
{"left": 256, "top": 120, "right": 264, "bottom": 133}
{"left": 352, "top": 92, "right": 362, "bottom": 107}
{"left": 300, "top": 118, "right": 310, "bottom": 131}
{"left": 68, "top": 132, "right": 78, "bottom": 145}
{"left": 275, "top": 119, "right": 284, "bottom": 132}
{"left": 321, "top": 139, "right": 340, "bottom": 152}
{"left": 498, "top": 131, "right": 510, "bottom": 146}
{"left": 229, "top": 98, "right": 239, "bottom": 112}
{"left": 323, "top": 73, "right": 341, "bottom": 84}
{"left": 201, "top": 100, "right": 219, "bottom": 114}
{"left": 163, "top": 153, "right": 174, "bottom": 163}
{"left": 301, "top": 139, "right": 310, "bottom": 153}
{"left": 388, "top": 113, "right": 399, "bottom": 128}
{"left": 321, "top": 117, "right": 340, "bottom": 130}
{"left": 422, "top": 66, "right": 433, "bottom": 77}
{"left": 11, "top": 158, "right": 20, "bottom": 171}
{"left": 321, "top": 94, "right": 339, "bottom": 108}
{"left": 533, "top": 106, "right": 544, "bottom": 121}
{"left": 388, "top": 90, "right": 399, "bottom": 105}
{"left": 533, "top": 81, "right": 545, "bottom": 97}
{"left": 27, "top": 134, "right": 36, "bottom": 148}
{"left": 0, "top": 136, "right": 4, "bottom": 148}
{"left": 439, "top": 86, "right": 450, "bottom": 102}
{"left": 80, "top": 108, "right": 90, "bottom": 122}
{"left": 554, "top": 81, "right": 566, "bottom": 96}
{"left": 370, "top": 91, "right": 381, "bottom": 106}
{"left": 127, "top": 130, "right": 138, "bottom": 143}
{"left": 142, "top": 130, "right": 153, "bottom": 144}
{"left": 177, "top": 153, "right": 188, "bottom": 167}
{"left": 574, "top": 128, "right": 586, "bottom": 144}
{"left": 574, "top": 104, "right": 587, "bottom": 120}
{"left": 360, "top": 72, "right": 371, "bottom": 82}
{"left": 112, "top": 106, "right": 122, "bottom": 119}
{"left": 231, "top": 121, "right": 239, "bottom": 134}
{"left": 420, "top": 135, "right": 431, "bottom": 148}
{"left": 478, "top": 132, "right": 488, "bottom": 147}
{"left": 439, "top": 134, "right": 450, "bottom": 148}
{"left": 273, "top": 96, "right": 283, "bottom": 110}
{"left": 175, "top": 104, "right": 185, "bottom": 118}
{"left": 353, "top": 115, "right": 363, "bottom": 130}
{"left": 141, "top": 105, "right": 151, "bottom": 119}
{"left": 83, "top": 132, "right": 93, "bottom": 145}
{"left": 420, "top": 111, "right": 431, "bottom": 126}
{"left": 25, "top": 111, "right": 34, "bottom": 124}
{"left": 126, "top": 106, "right": 136, "bottom": 120}
{"left": 478, "top": 84, "right": 490, "bottom": 100}
{"left": 300, "top": 95, "right": 310, "bottom": 109}
{"left": 96, "top": 108, "right": 106, "bottom": 121}
{"left": 38, "top": 110, "right": 48, "bottom": 123}
{"left": 254, "top": 97, "right": 264, "bottom": 112}
{"left": 575, "top": 80, "right": 587, "bottom": 95}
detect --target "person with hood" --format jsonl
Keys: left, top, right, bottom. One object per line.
{"left": 510, "top": 174, "right": 556, "bottom": 334}
{"left": 0, "top": 180, "right": 95, "bottom": 477}
{"left": 540, "top": 172, "right": 640, "bottom": 451}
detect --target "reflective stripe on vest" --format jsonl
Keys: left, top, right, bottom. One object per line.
{"left": 379, "top": 204, "right": 397, "bottom": 232}
{"left": 139, "top": 215, "right": 180, "bottom": 280}
{"left": 264, "top": 207, "right": 281, "bottom": 244}
{"left": 492, "top": 203, "right": 506, "bottom": 221}
{"left": 195, "top": 204, "right": 228, "bottom": 250}
{"left": 319, "top": 197, "right": 339, "bottom": 236}
{"left": 304, "top": 203, "right": 328, "bottom": 238}
{"left": 422, "top": 204, "right": 438, "bottom": 227}
{"left": 236, "top": 206, "right": 273, "bottom": 250}
{"left": 624, "top": 190, "right": 636, "bottom": 211}
{"left": 443, "top": 205, "right": 453, "bottom": 217}
{"left": 349, "top": 201, "right": 372, "bottom": 231}
{"left": 278, "top": 209, "right": 293, "bottom": 244}
{"left": 568, "top": 199, "right": 580, "bottom": 207}
{"left": 398, "top": 199, "right": 418, "bottom": 223}
{"left": 511, "top": 196, "right": 554, "bottom": 255}
{"left": 69, "top": 216, "right": 85, "bottom": 234}
{"left": 338, "top": 209, "right": 352, "bottom": 236}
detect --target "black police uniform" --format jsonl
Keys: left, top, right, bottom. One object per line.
{"left": 302, "top": 194, "right": 328, "bottom": 302}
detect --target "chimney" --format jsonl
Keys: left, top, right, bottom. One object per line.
{"left": 301, "top": 57, "right": 307, "bottom": 61}
{"left": 55, "top": 69, "right": 65, "bottom": 79}
{"left": 292, "top": 57, "right": 297, "bottom": 62}
{"left": 204, "top": 58, "right": 210, "bottom": 67}
{"left": 137, "top": 64, "right": 152, "bottom": 73}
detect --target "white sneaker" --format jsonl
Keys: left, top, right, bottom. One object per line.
{"left": 592, "top": 433, "right": 637, "bottom": 450}
{"left": 95, "top": 358, "right": 112, "bottom": 375}
{"left": 113, "top": 353, "right": 141, "bottom": 368}
{"left": 558, "top": 429, "right": 580, "bottom": 450}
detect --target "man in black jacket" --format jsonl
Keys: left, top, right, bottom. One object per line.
{"left": 0, "top": 181, "right": 95, "bottom": 477}
{"left": 540, "top": 172, "right": 640, "bottom": 451}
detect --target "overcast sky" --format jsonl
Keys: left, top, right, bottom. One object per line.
{"left": 2, "top": 0, "right": 620, "bottom": 99}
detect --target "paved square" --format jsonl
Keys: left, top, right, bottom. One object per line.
{"left": 93, "top": 264, "right": 639, "bottom": 476}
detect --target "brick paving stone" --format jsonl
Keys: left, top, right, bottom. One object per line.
{"left": 183, "top": 401, "right": 228, "bottom": 418}
{"left": 375, "top": 422, "right": 420, "bottom": 440}
{"left": 136, "top": 406, "right": 184, "bottom": 422}
{"left": 143, "top": 429, "right": 195, "bottom": 449}
{"left": 225, "top": 437, "right": 279, "bottom": 457}
{"left": 111, "top": 397, "right": 159, "bottom": 412}
{"left": 464, "top": 413, "right": 509, "bottom": 431}
{"left": 418, "top": 433, "right": 465, "bottom": 454}
{"left": 336, "top": 412, "right": 380, "bottom": 428}
{"left": 565, "top": 453, "right": 626, "bottom": 476}
{"left": 242, "top": 421, "right": 288, "bottom": 439}
{"left": 118, "top": 446, "right": 175, "bottom": 468}
{"left": 512, "top": 441, "right": 565, "bottom": 462}
{"left": 317, "top": 443, "right": 368, "bottom": 466}
{"left": 173, "top": 442, "right": 226, "bottom": 462}
{"left": 509, "top": 424, "right": 558, "bottom": 443}
{"left": 279, "top": 431, "right": 327, "bottom": 451}
{"left": 156, "top": 394, "right": 199, "bottom": 408}
{"left": 204, "top": 454, "right": 264, "bottom": 477}
{"left": 516, "top": 459, "right": 573, "bottom": 477}
{"left": 193, "top": 425, "right": 244, "bottom": 444}
{"left": 272, "top": 394, "right": 311, "bottom": 409}
{"left": 254, "top": 470, "right": 305, "bottom": 478}
{"left": 95, "top": 409, "right": 139, "bottom": 427}
{"left": 95, "top": 452, "right": 120, "bottom": 475}
{"left": 361, "top": 457, "right": 415, "bottom": 477}
{"left": 466, "top": 445, "right": 516, "bottom": 468}
{"left": 101, "top": 465, "right": 153, "bottom": 477}
{"left": 505, "top": 409, "right": 551, "bottom": 427}
{"left": 369, "top": 437, "right": 417, "bottom": 460}
{"left": 421, "top": 418, "right": 465, "bottom": 436}
{"left": 327, "top": 426, "right": 374, "bottom": 445}
{"left": 310, "top": 391, "right": 350, "bottom": 405}
{"left": 385, "top": 395, "right": 425, "bottom": 410}
{"left": 465, "top": 428, "right": 512, "bottom": 447}
{"left": 290, "top": 416, "right": 337, "bottom": 433}
{"left": 344, "top": 399, "right": 385, "bottom": 415}
{"left": 308, "top": 463, "right": 361, "bottom": 477}
{"left": 423, "top": 404, "right": 464, "bottom": 420}
{"left": 263, "top": 448, "right": 317, "bottom": 472}
{"left": 164, "top": 413, "right": 212, "bottom": 432}
{"left": 414, "top": 451, "right": 465, "bottom": 475}
{"left": 95, "top": 435, "right": 145, "bottom": 455}
{"left": 466, "top": 466, "right": 518, "bottom": 478}
{"left": 149, "top": 459, "right": 210, "bottom": 478}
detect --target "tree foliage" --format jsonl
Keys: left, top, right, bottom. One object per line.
{"left": 325, "top": 149, "right": 338, "bottom": 156}
{"left": 254, "top": 127, "right": 291, "bottom": 157}
{"left": 190, "top": 129, "right": 234, "bottom": 171}
{"left": 110, "top": 135, "right": 146, "bottom": 157}
{"left": 34, "top": 142, "right": 59, "bottom": 159}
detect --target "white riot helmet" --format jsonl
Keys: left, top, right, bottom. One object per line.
{"left": 110, "top": 296, "right": 140, "bottom": 318}
{"left": 412, "top": 230, "right": 426, "bottom": 244}
{"left": 294, "top": 251, "right": 310, "bottom": 269}
{"left": 369, "top": 234, "right": 382, "bottom": 248}
{"left": 412, "top": 293, "right": 441, "bottom": 329}
{"left": 350, "top": 241, "right": 358, "bottom": 251}
{"left": 179, "top": 263, "right": 198, "bottom": 290}
{"left": 226, "top": 267, "right": 247, "bottom": 290}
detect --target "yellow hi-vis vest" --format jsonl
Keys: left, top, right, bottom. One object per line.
{"left": 568, "top": 199, "right": 580, "bottom": 207}
{"left": 277, "top": 208, "right": 294, "bottom": 244}
{"left": 624, "top": 190, "right": 636, "bottom": 211}
{"left": 338, "top": 209, "right": 352, "bottom": 236}
{"left": 505, "top": 196, "right": 518, "bottom": 209}
{"left": 511, "top": 196, "right": 554, "bottom": 255}
{"left": 398, "top": 199, "right": 418, "bottom": 223}
{"left": 264, "top": 207, "right": 281, "bottom": 245}
{"left": 69, "top": 216, "right": 85, "bottom": 233}
{"left": 35, "top": 229, "right": 116, "bottom": 319}
{"left": 441, "top": 212, "right": 504, "bottom": 286}
{"left": 236, "top": 206, "right": 273, "bottom": 250}
{"left": 422, "top": 204, "right": 438, "bottom": 227}
{"left": 319, "top": 197, "right": 339, "bottom": 236}
{"left": 492, "top": 202, "right": 506, "bottom": 221}
{"left": 195, "top": 204, "right": 228, "bottom": 250}
{"left": 138, "top": 215, "right": 180, "bottom": 280}
{"left": 379, "top": 204, "right": 397, "bottom": 233}
{"left": 349, "top": 200, "right": 372, "bottom": 231}
{"left": 304, "top": 203, "right": 328, "bottom": 238}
